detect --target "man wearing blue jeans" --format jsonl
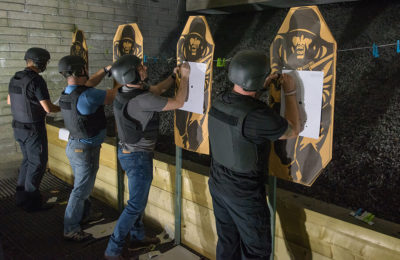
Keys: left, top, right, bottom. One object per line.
{"left": 58, "top": 55, "right": 118, "bottom": 241}
{"left": 104, "top": 55, "right": 190, "bottom": 259}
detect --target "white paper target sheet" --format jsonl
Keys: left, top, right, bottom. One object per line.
{"left": 178, "top": 61, "right": 207, "bottom": 115}
{"left": 280, "top": 70, "right": 324, "bottom": 139}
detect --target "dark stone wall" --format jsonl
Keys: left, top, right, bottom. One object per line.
{"left": 150, "top": 0, "right": 400, "bottom": 223}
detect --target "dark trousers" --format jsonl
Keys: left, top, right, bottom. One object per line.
{"left": 209, "top": 174, "right": 271, "bottom": 260}
{"left": 13, "top": 126, "right": 48, "bottom": 209}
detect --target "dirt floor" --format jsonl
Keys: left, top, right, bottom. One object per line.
{"left": 135, "top": 0, "right": 400, "bottom": 225}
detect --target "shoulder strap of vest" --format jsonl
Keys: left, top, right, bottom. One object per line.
{"left": 9, "top": 71, "right": 39, "bottom": 100}
{"left": 211, "top": 95, "right": 266, "bottom": 137}
{"left": 115, "top": 88, "right": 147, "bottom": 107}
{"left": 59, "top": 85, "right": 88, "bottom": 110}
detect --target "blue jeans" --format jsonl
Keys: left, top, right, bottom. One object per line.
{"left": 64, "top": 139, "right": 101, "bottom": 234}
{"left": 105, "top": 149, "right": 153, "bottom": 256}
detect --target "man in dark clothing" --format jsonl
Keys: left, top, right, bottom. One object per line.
{"left": 7, "top": 47, "right": 60, "bottom": 212}
{"left": 104, "top": 55, "right": 190, "bottom": 259}
{"left": 58, "top": 55, "right": 116, "bottom": 241}
{"left": 208, "top": 50, "right": 300, "bottom": 260}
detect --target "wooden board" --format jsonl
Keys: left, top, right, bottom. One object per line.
{"left": 269, "top": 6, "right": 337, "bottom": 186}
{"left": 174, "top": 16, "right": 215, "bottom": 155}
{"left": 70, "top": 29, "right": 88, "bottom": 71}
{"left": 113, "top": 23, "right": 143, "bottom": 62}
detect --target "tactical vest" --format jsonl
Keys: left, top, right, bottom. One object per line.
{"left": 113, "top": 88, "right": 159, "bottom": 145}
{"left": 8, "top": 70, "right": 46, "bottom": 124}
{"left": 208, "top": 95, "right": 267, "bottom": 172}
{"left": 59, "top": 85, "right": 106, "bottom": 139}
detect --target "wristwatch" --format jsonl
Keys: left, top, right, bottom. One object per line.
{"left": 103, "top": 67, "right": 111, "bottom": 77}
{"left": 141, "top": 81, "right": 150, "bottom": 91}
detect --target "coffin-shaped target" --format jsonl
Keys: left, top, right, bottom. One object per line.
{"left": 113, "top": 23, "right": 143, "bottom": 62}
{"left": 269, "top": 6, "right": 337, "bottom": 186}
{"left": 70, "top": 29, "right": 88, "bottom": 71}
{"left": 174, "top": 16, "right": 215, "bottom": 155}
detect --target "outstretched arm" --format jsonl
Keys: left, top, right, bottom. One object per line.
{"left": 162, "top": 63, "right": 190, "bottom": 111}
{"left": 278, "top": 73, "right": 300, "bottom": 139}
{"left": 149, "top": 67, "right": 179, "bottom": 96}
{"left": 40, "top": 100, "right": 60, "bottom": 113}
{"left": 104, "top": 86, "right": 120, "bottom": 105}
{"left": 86, "top": 65, "right": 111, "bottom": 87}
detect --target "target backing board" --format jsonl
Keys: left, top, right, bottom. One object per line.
{"left": 70, "top": 29, "right": 88, "bottom": 71}
{"left": 174, "top": 16, "right": 215, "bottom": 155}
{"left": 269, "top": 6, "right": 337, "bottom": 186}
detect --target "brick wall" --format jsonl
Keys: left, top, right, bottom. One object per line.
{"left": 0, "top": 0, "right": 183, "bottom": 157}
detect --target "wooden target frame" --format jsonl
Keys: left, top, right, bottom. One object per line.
{"left": 174, "top": 16, "right": 215, "bottom": 155}
{"left": 269, "top": 6, "right": 337, "bottom": 186}
{"left": 70, "top": 29, "right": 88, "bottom": 71}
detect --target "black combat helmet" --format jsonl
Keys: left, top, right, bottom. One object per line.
{"left": 24, "top": 47, "right": 50, "bottom": 72}
{"left": 228, "top": 50, "right": 269, "bottom": 91}
{"left": 111, "top": 55, "right": 142, "bottom": 85}
{"left": 58, "top": 55, "right": 87, "bottom": 78}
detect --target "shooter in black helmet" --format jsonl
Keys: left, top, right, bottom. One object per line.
{"left": 7, "top": 47, "right": 60, "bottom": 212}
{"left": 104, "top": 55, "right": 190, "bottom": 259}
{"left": 58, "top": 55, "right": 116, "bottom": 241}
{"left": 207, "top": 50, "right": 300, "bottom": 259}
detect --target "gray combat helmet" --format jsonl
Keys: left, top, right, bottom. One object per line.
{"left": 111, "top": 55, "right": 142, "bottom": 85}
{"left": 58, "top": 55, "right": 87, "bottom": 78}
{"left": 24, "top": 47, "right": 51, "bottom": 72}
{"left": 228, "top": 50, "right": 269, "bottom": 91}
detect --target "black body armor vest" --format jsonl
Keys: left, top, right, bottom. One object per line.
{"left": 9, "top": 70, "right": 46, "bottom": 124}
{"left": 59, "top": 85, "right": 106, "bottom": 139}
{"left": 113, "top": 88, "right": 159, "bottom": 145}
{"left": 208, "top": 94, "right": 267, "bottom": 172}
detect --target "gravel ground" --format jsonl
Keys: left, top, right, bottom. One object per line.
{"left": 109, "top": 0, "right": 400, "bottom": 224}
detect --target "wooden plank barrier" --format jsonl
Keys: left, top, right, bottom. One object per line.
{"left": 46, "top": 123, "right": 400, "bottom": 260}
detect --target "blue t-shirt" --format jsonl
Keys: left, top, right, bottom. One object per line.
{"left": 65, "top": 85, "right": 107, "bottom": 145}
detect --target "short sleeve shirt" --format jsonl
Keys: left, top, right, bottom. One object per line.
{"left": 122, "top": 86, "right": 168, "bottom": 152}
{"left": 24, "top": 68, "right": 50, "bottom": 102}
{"left": 221, "top": 91, "right": 288, "bottom": 143}
{"left": 209, "top": 91, "right": 288, "bottom": 191}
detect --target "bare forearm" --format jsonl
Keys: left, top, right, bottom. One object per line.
{"left": 175, "top": 76, "right": 188, "bottom": 106}
{"left": 284, "top": 95, "right": 300, "bottom": 135}
{"left": 86, "top": 68, "right": 107, "bottom": 87}
{"left": 104, "top": 87, "right": 119, "bottom": 105}
{"left": 40, "top": 100, "right": 60, "bottom": 113}
{"left": 162, "top": 76, "right": 188, "bottom": 111}
{"left": 150, "top": 76, "right": 174, "bottom": 96}
{"left": 7, "top": 94, "right": 10, "bottom": 105}
{"left": 49, "top": 103, "right": 60, "bottom": 112}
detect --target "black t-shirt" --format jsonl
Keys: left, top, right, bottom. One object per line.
{"left": 219, "top": 91, "right": 288, "bottom": 143}
{"left": 209, "top": 91, "right": 288, "bottom": 192}
{"left": 24, "top": 68, "right": 50, "bottom": 102}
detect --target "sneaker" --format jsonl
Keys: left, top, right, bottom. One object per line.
{"left": 64, "top": 230, "right": 92, "bottom": 242}
{"left": 80, "top": 211, "right": 104, "bottom": 225}
{"left": 128, "top": 236, "right": 161, "bottom": 251}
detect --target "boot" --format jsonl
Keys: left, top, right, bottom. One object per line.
{"left": 15, "top": 186, "right": 27, "bottom": 207}
{"left": 23, "top": 190, "right": 53, "bottom": 212}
